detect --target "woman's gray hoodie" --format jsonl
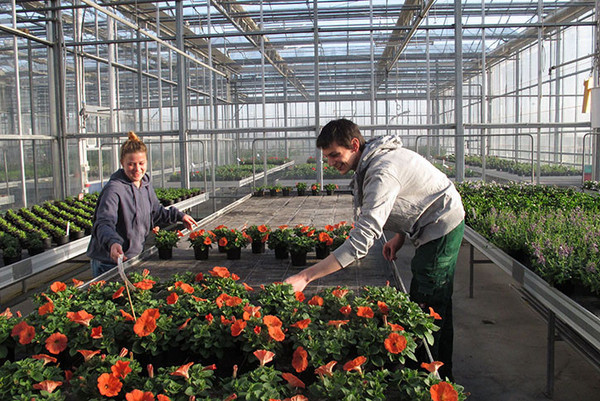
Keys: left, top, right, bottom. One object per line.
{"left": 86, "top": 169, "right": 183, "bottom": 264}
{"left": 332, "top": 135, "right": 465, "bottom": 268}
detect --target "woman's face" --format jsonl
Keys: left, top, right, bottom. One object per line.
{"left": 121, "top": 151, "right": 147, "bottom": 186}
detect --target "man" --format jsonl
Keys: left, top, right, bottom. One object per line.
{"left": 284, "top": 118, "right": 464, "bottom": 380}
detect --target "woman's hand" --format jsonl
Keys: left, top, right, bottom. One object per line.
{"left": 182, "top": 214, "right": 197, "bottom": 230}
{"left": 284, "top": 273, "right": 309, "bottom": 292}
{"left": 382, "top": 233, "right": 406, "bottom": 261}
{"left": 110, "top": 243, "right": 126, "bottom": 263}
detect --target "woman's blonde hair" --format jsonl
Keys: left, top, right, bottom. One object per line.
{"left": 120, "top": 131, "right": 147, "bottom": 162}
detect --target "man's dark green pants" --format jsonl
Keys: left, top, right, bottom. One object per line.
{"left": 409, "top": 220, "right": 464, "bottom": 381}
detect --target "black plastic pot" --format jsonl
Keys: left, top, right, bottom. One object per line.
{"left": 158, "top": 247, "right": 173, "bottom": 260}
{"left": 290, "top": 251, "right": 307, "bottom": 266}
{"left": 194, "top": 246, "right": 209, "bottom": 260}
{"left": 251, "top": 241, "right": 266, "bottom": 254}
{"left": 226, "top": 246, "right": 242, "bottom": 260}
{"left": 274, "top": 246, "right": 288, "bottom": 259}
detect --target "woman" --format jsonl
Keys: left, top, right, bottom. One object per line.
{"left": 86, "top": 132, "right": 197, "bottom": 277}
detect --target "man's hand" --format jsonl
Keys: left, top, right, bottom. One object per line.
{"left": 110, "top": 243, "right": 126, "bottom": 263}
{"left": 182, "top": 214, "right": 197, "bottom": 231}
{"left": 284, "top": 272, "right": 309, "bottom": 292}
{"left": 382, "top": 233, "right": 406, "bottom": 261}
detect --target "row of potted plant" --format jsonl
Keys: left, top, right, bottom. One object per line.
{"left": 169, "top": 164, "right": 278, "bottom": 183}
{"left": 457, "top": 181, "right": 600, "bottom": 295}
{"left": 281, "top": 164, "right": 350, "bottom": 179}
{"left": 154, "top": 188, "right": 204, "bottom": 207}
{"left": 0, "top": 267, "right": 466, "bottom": 400}
{"left": 156, "top": 222, "right": 353, "bottom": 268}
{"left": 442, "top": 155, "right": 581, "bottom": 177}
{"left": 254, "top": 183, "right": 339, "bottom": 197}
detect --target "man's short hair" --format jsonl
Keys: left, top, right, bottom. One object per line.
{"left": 317, "top": 119, "right": 366, "bottom": 151}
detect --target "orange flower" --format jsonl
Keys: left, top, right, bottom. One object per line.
{"left": 50, "top": 281, "right": 66, "bottom": 293}
{"left": 120, "top": 309, "right": 135, "bottom": 321}
{"left": 195, "top": 272, "right": 204, "bottom": 282}
{"left": 204, "top": 236, "right": 212, "bottom": 245}
{"left": 210, "top": 266, "right": 231, "bottom": 278}
{"left": 218, "top": 237, "right": 228, "bottom": 247}
{"left": 133, "top": 279, "right": 156, "bottom": 290}
{"left": 38, "top": 300, "right": 54, "bottom": 316}
{"left": 45, "top": 332, "right": 67, "bottom": 354}
{"left": 282, "top": 372, "right": 305, "bottom": 389}
{"left": 254, "top": 326, "right": 261, "bottom": 334}
{"left": 288, "top": 396, "right": 308, "bottom": 401}
{"left": 215, "top": 224, "right": 227, "bottom": 230}
{"left": 215, "top": 293, "right": 243, "bottom": 308}
{"left": 356, "top": 306, "right": 374, "bottom": 318}
{"left": 377, "top": 301, "right": 389, "bottom": 315}
{"left": 157, "top": 395, "right": 171, "bottom": 401}
{"left": 388, "top": 323, "right": 405, "bottom": 332}
{"left": 343, "top": 356, "right": 367, "bottom": 375}
{"left": 294, "top": 291, "right": 305, "bottom": 302}
{"left": 205, "top": 313, "right": 214, "bottom": 323}
{"left": 112, "top": 360, "right": 133, "bottom": 379}
{"left": 78, "top": 349, "right": 100, "bottom": 362}
{"left": 258, "top": 225, "right": 268, "bottom": 233}
{"left": 166, "top": 292, "right": 179, "bottom": 305}
{"left": 315, "top": 361, "right": 337, "bottom": 377}
{"left": 142, "top": 269, "right": 150, "bottom": 277}
{"left": 32, "top": 354, "right": 57, "bottom": 365}
{"left": 339, "top": 305, "right": 352, "bottom": 316}
{"left": 327, "top": 320, "right": 349, "bottom": 328}
{"left": 253, "top": 349, "right": 275, "bottom": 366}
{"left": 324, "top": 225, "right": 335, "bottom": 231}
{"left": 307, "top": 295, "right": 323, "bottom": 306}
{"left": 67, "top": 310, "right": 94, "bottom": 326}
{"left": 331, "top": 288, "right": 348, "bottom": 298}
{"left": 243, "top": 282, "right": 254, "bottom": 291}
{"left": 318, "top": 232, "right": 334, "bottom": 246}
{"left": 221, "top": 315, "right": 233, "bottom": 325}
{"left": 72, "top": 278, "right": 84, "bottom": 287}
{"left": 231, "top": 273, "right": 240, "bottom": 281}
{"left": 421, "top": 361, "right": 444, "bottom": 374}
{"left": 10, "top": 321, "right": 35, "bottom": 345}
{"left": 178, "top": 318, "right": 191, "bottom": 330}
{"left": 174, "top": 281, "right": 195, "bottom": 293}
{"left": 292, "top": 346, "right": 308, "bottom": 373}
{"left": 243, "top": 305, "right": 261, "bottom": 320}
{"left": 290, "top": 319, "right": 311, "bottom": 329}
{"left": 125, "top": 389, "right": 155, "bottom": 401}
{"left": 113, "top": 286, "right": 125, "bottom": 299}
{"left": 430, "top": 381, "right": 458, "bottom": 401}
{"left": 278, "top": 225, "right": 288, "bottom": 229}
{"left": 171, "top": 362, "right": 194, "bottom": 379}
{"left": 263, "top": 315, "right": 285, "bottom": 342}
{"left": 224, "top": 394, "right": 237, "bottom": 401}
{"left": 231, "top": 320, "right": 247, "bottom": 337}
{"left": 134, "top": 309, "right": 160, "bottom": 337}
{"left": 429, "top": 307, "right": 442, "bottom": 320}
{"left": 384, "top": 332, "right": 407, "bottom": 354}
{"left": 97, "top": 372, "right": 122, "bottom": 397}
{"left": 91, "top": 326, "right": 103, "bottom": 339}
{"left": 0, "top": 307, "right": 12, "bottom": 318}
{"left": 33, "top": 380, "right": 62, "bottom": 393}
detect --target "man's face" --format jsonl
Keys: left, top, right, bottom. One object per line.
{"left": 321, "top": 138, "right": 360, "bottom": 175}
{"left": 121, "top": 151, "right": 147, "bottom": 186}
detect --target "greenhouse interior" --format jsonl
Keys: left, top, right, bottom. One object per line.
{"left": 1, "top": 0, "right": 600, "bottom": 400}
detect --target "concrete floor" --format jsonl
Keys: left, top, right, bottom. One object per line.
{"left": 12, "top": 193, "right": 600, "bottom": 400}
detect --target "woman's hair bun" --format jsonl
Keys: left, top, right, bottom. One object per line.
{"left": 127, "top": 131, "right": 140, "bottom": 142}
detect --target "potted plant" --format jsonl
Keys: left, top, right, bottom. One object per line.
{"left": 221, "top": 228, "right": 251, "bottom": 260}
{"left": 268, "top": 185, "right": 282, "bottom": 197}
{"left": 287, "top": 234, "right": 315, "bottom": 266}
{"left": 253, "top": 186, "right": 265, "bottom": 197}
{"left": 25, "top": 232, "right": 46, "bottom": 257}
{"left": 188, "top": 229, "right": 215, "bottom": 260}
{"left": 267, "top": 226, "right": 293, "bottom": 259}
{"left": 154, "top": 229, "right": 181, "bottom": 260}
{"left": 311, "top": 183, "right": 321, "bottom": 195}
{"left": 282, "top": 186, "right": 293, "bottom": 197}
{"left": 244, "top": 224, "right": 271, "bottom": 254}
{"left": 295, "top": 182, "right": 307, "bottom": 196}
{"left": 213, "top": 225, "right": 230, "bottom": 252}
{"left": 1, "top": 234, "right": 21, "bottom": 266}
{"left": 315, "top": 230, "right": 334, "bottom": 259}
{"left": 324, "top": 183, "right": 338, "bottom": 195}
